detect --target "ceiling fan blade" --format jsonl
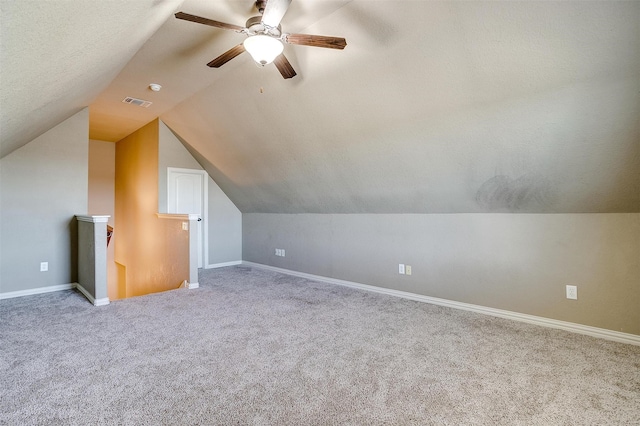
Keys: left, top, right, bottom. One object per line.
{"left": 175, "top": 11, "right": 246, "bottom": 32}
{"left": 284, "top": 33, "right": 347, "bottom": 50}
{"left": 207, "top": 44, "right": 246, "bottom": 68}
{"left": 261, "top": 0, "right": 292, "bottom": 28}
{"left": 273, "top": 54, "right": 297, "bottom": 79}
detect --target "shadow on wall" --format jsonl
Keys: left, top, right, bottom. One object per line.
{"left": 68, "top": 217, "right": 79, "bottom": 283}
{"left": 476, "top": 173, "right": 557, "bottom": 212}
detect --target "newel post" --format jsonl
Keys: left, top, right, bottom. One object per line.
{"left": 76, "top": 215, "right": 110, "bottom": 306}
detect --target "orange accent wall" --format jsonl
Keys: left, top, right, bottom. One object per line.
{"left": 114, "top": 120, "right": 189, "bottom": 297}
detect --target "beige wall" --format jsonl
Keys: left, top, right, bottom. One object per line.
{"left": 243, "top": 213, "right": 640, "bottom": 335}
{"left": 159, "top": 123, "right": 243, "bottom": 266}
{"left": 0, "top": 108, "right": 89, "bottom": 293}
{"left": 157, "top": 121, "right": 203, "bottom": 213}
{"left": 114, "top": 120, "right": 189, "bottom": 297}
{"left": 88, "top": 140, "right": 115, "bottom": 218}
{"left": 88, "top": 139, "right": 117, "bottom": 299}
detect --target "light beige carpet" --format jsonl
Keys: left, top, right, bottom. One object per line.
{"left": 1, "top": 266, "right": 639, "bottom": 425}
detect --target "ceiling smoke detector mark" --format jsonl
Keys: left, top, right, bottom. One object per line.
{"left": 122, "top": 97, "right": 152, "bottom": 108}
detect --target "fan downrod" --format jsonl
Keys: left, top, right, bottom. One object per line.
{"left": 255, "top": 1, "right": 267, "bottom": 15}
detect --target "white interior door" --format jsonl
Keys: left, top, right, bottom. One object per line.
{"left": 168, "top": 168, "right": 206, "bottom": 268}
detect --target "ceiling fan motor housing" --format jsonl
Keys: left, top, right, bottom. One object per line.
{"left": 245, "top": 16, "right": 282, "bottom": 37}
{"left": 174, "top": 0, "right": 346, "bottom": 79}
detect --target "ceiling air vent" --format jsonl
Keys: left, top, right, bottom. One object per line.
{"left": 122, "top": 97, "right": 152, "bottom": 108}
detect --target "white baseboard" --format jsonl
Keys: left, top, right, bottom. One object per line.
{"left": 206, "top": 260, "right": 242, "bottom": 269}
{"left": 0, "top": 283, "right": 76, "bottom": 300}
{"left": 242, "top": 261, "right": 640, "bottom": 346}
{"left": 93, "top": 298, "right": 110, "bottom": 307}
{"left": 75, "top": 284, "right": 110, "bottom": 306}
{"left": 0, "top": 283, "right": 109, "bottom": 307}
{"left": 180, "top": 278, "right": 199, "bottom": 290}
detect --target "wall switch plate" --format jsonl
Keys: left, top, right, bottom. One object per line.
{"left": 281, "top": 249, "right": 285, "bottom": 257}
{"left": 405, "top": 265, "right": 412, "bottom": 275}
{"left": 566, "top": 285, "right": 577, "bottom": 300}
{"left": 399, "top": 264, "right": 405, "bottom": 274}
{"left": 182, "top": 222, "right": 188, "bottom": 231}
{"left": 40, "top": 262, "right": 48, "bottom": 272}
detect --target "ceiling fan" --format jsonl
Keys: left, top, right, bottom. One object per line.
{"left": 175, "top": 0, "right": 347, "bottom": 79}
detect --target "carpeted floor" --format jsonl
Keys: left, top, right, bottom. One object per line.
{"left": 1, "top": 266, "right": 639, "bottom": 425}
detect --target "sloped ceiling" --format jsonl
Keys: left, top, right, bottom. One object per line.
{"left": 2, "top": 1, "right": 639, "bottom": 213}
{"left": 0, "top": 0, "right": 183, "bottom": 158}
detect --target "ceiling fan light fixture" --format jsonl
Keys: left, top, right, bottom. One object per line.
{"left": 243, "top": 35, "right": 283, "bottom": 66}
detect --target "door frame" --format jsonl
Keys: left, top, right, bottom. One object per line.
{"left": 167, "top": 167, "right": 208, "bottom": 269}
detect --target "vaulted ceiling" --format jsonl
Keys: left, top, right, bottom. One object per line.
{"left": 2, "top": 0, "right": 639, "bottom": 213}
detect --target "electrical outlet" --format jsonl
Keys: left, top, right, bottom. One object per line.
{"left": 405, "top": 265, "right": 412, "bottom": 275}
{"left": 399, "top": 264, "right": 405, "bottom": 274}
{"left": 566, "top": 285, "right": 577, "bottom": 300}
{"left": 40, "top": 262, "right": 48, "bottom": 272}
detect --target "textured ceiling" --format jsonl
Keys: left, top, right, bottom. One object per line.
{"left": 88, "top": 0, "right": 351, "bottom": 142}
{"left": 2, "top": 1, "right": 639, "bottom": 213}
{"left": 0, "top": 0, "right": 183, "bottom": 158}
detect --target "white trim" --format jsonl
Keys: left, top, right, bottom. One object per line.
{"left": 93, "top": 298, "right": 110, "bottom": 306}
{"left": 1, "top": 283, "right": 109, "bottom": 307}
{"left": 242, "top": 261, "right": 640, "bottom": 346}
{"left": 166, "top": 166, "right": 206, "bottom": 174}
{"left": 167, "top": 167, "right": 208, "bottom": 269}
{"left": 75, "top": 284, "right": 110, "bottom": 306}
{"left": 0, "top": 283, "right": 76, "bottom": 300}
{"left": 76, "top": 215, "right": 110, "bottom": 223}
{"left": 206, "top": 260, "right": 242, "bottom": 269}
{"left": 203, "top": 176, "right": 209, "bottom": 271}
{"left": 180, "top": 279, "right": 199, "bottom": 290}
